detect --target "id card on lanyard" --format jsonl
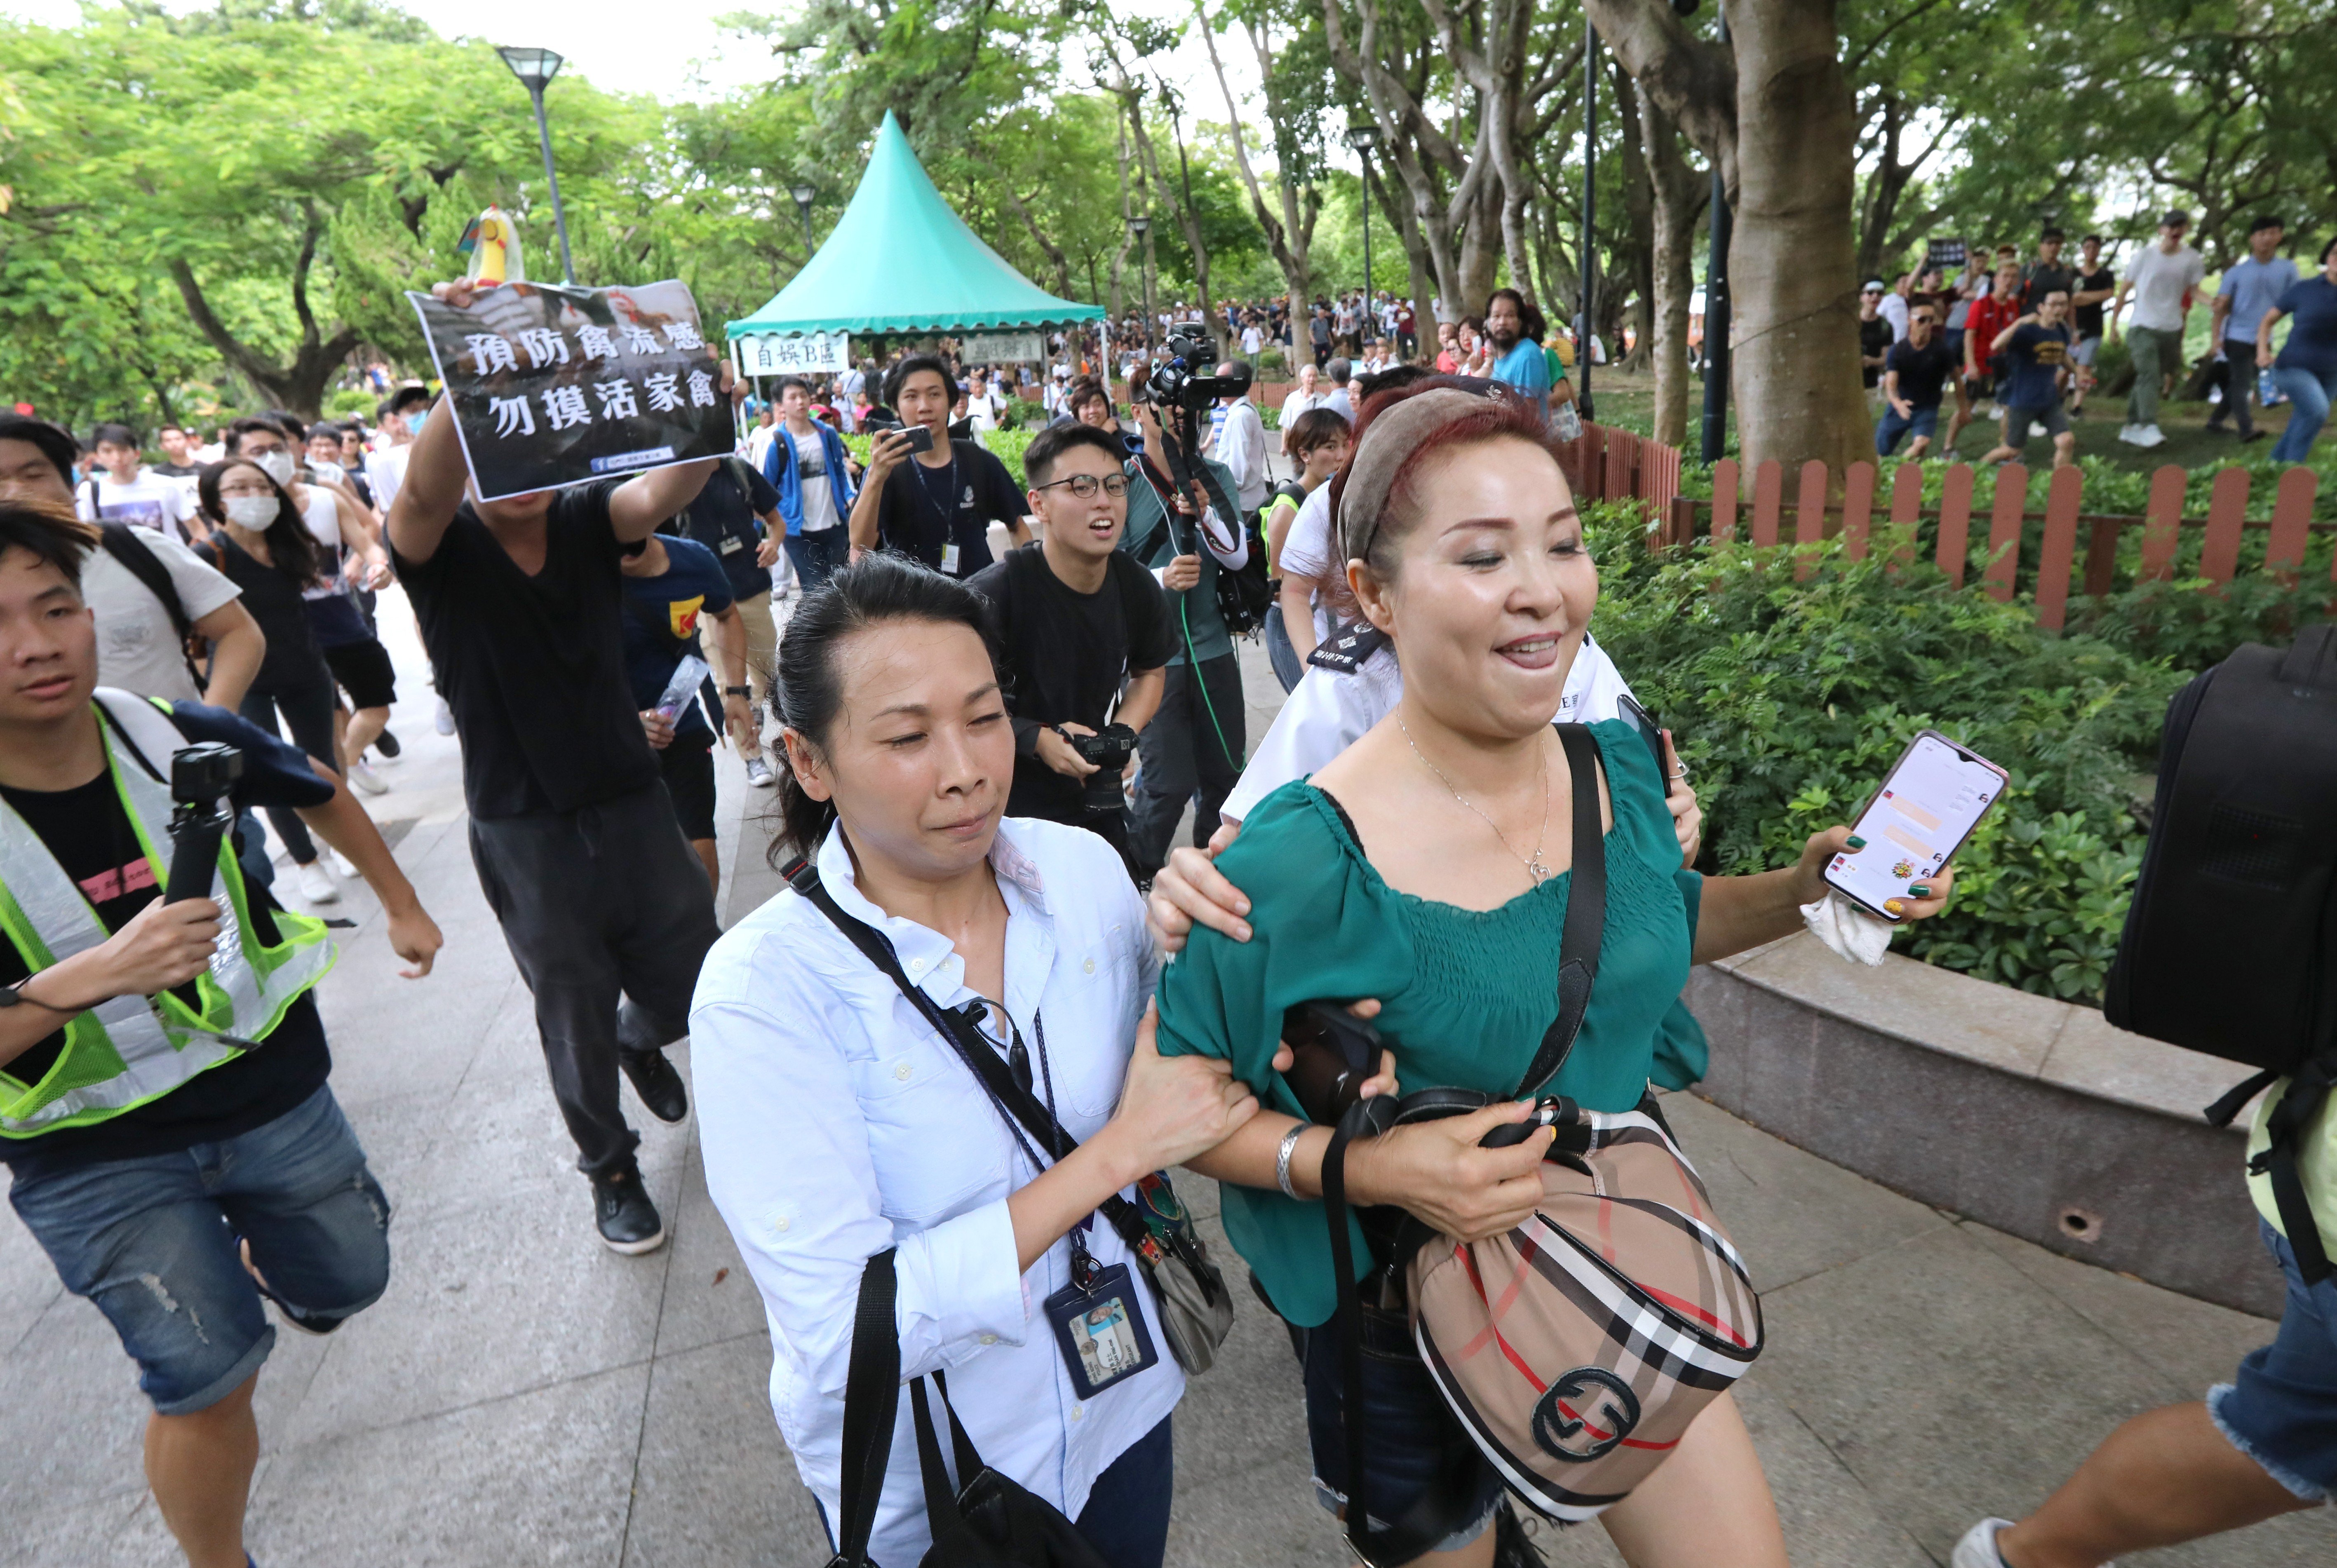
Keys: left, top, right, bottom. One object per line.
{"left": 983, "top": 1005, "right": 1161, "bottom": 1397}
{"left": 915, "top": 453, "right": 963, "bottom": 575}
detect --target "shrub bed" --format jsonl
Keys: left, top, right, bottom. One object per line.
{"left": 1591, "top": 511, "right": 2328, "bottom": 1002}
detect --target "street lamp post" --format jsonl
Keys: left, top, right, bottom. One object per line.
{"left": 495, "top": 46, "right": 576, "bottom": 285}
{"left": 1128, "top": 215, "right": 1155, "bottom": 354}
{"left": 1345, "top": 121, "right": 1383, "bottom": 348}
{"left": 790, "top": 183, "right": 817, "bottom": 256}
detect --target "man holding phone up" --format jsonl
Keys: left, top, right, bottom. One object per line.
{"left": 846, "top": 354, "right": 1031, "bottom": 579}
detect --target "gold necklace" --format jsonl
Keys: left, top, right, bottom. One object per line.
{"left": 1398, "top": 716, "right": 1555, "bottom": 884}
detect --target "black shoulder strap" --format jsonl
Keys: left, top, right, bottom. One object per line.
{"left": 99, "top": 523, "right": 195, "bottom": 645}
{"left": 1514, "top": 723, "right": 1608, "bottom": 1097}
{"left": 781, "top": 856, "right": 1156, "bottom": 1256}
{"left": 824, "top": 1249, "right": 902, "bottom": 1568}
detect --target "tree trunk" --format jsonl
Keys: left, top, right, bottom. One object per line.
{"left": 1376, "top": 164, "right": 1442, "bottom": 356}
{"left": 1639, "top": 78, "right": 1703, "bottom": 447}
{"left": 1456, "top": 175, "right": 1501, "bottom": 316}
{"left": 1203, "top": 14, "right": 1317, "bottom": 312}
{"left": 1731, "top": 0, "right": 1869, "bottom": 473}
{"left": 1586, "top": 0, "right": 1868, "bottom": 472}
{"left": 1614, "top": 59, "right": 1657, "bottom": 373}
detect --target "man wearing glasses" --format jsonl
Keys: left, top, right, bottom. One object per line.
{"left": 968, "top": 423, "right": 1174, "bottom": 873}
{"left": 2111, "top": 210, "right": 2206, "bottom": 449}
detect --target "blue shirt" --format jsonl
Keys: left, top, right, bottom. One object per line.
{"left": 1489, "top": 340, "right": 1552, "bottom": 400}
{"left": 620, "top": 535, "right": 735, "bottom": 742}
{"left": 2002, "top": 322, "right": 2073, "bottom": 410}
{"left": 2274, "top": 276, "right": 2337, "bottom": 381}
{"left": 2218, "top": 256, "right": 2300, "bottom": 343}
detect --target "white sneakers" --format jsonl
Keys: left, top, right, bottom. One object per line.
{"left": 434, "top": 696, "right": 456, "bottom": 735}
{"left": 2118, "top": 423, "right": 2167, "bottom": 448}
{"left": 348, "top": 758, "right": 389, "bottom": 796}
{"left": 1952, "top": 1517, "right": 2116, "bottom": 1568}
{"left": 744, "top": 756, "right": 776, "bottom": 789}
{"left": 295, "top": 860, "right": 340, "bottom": 904}
{"left": 327, "top": 848, "right": 359, "bottom": 879}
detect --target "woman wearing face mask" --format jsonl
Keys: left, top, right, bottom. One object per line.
{"left": 224, "top": 417, "right": 399, "bottom": 798}
{"left": 690, "top": 554, "right": 1354, "bottom": 1568}
{"left": 194, "top": 459, "right": 360, "bottom": 905}
{"left": 1150, "top": 379, "right": 1958, "bottom": 1568}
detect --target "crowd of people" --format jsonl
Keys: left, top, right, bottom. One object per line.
{"left": 1856, "top": 216, "right": 2337, "bottom": 467}
{"left": 0, "top": 248, "right": 2330, "bottom": 1568}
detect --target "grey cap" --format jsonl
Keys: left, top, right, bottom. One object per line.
{"left": 2161, "top": 209, "right": 2191, "bottom": 228}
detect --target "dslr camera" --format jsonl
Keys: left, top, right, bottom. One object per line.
{"left": 1144, "top": 333, "right": 1251, "bottom": 411}
{"left": 1068, "top": 723, "right": 1139, "bottom": 815}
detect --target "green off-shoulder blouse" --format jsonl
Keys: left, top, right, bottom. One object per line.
{"left": 1154, "top": 718, "right": 1702, "bottom": 1327}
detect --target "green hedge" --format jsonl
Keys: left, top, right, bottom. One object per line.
{"left": 1587, "top": 509, "right": 2335, "bottom": 1002}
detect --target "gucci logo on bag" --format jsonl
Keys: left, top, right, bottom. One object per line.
{"left": 1531, "top": 1367, "right": 1642, "bottom": 1463}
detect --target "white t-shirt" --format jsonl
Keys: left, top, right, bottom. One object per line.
{"left": 1222, "top": 633, "right": 1636, "bottom": 825}
{"left": 365, "top": 443, "right": 413, "bottom": 516}
{"left": 2127, "top": 243, "right": 2207, "bottom": 333}
{"left": 1878, "top": 293, "right": 1910, "bottom": 342}
{"left": 1241, "top": 325, "right": 1263, "bottom": 356}
{"left": 790, "top": 427, "right": 837, "bottom": 531}
{"left": 967, "top": 386, "right": 1006, "bottom": 431}
{"left": 1276, "top": 484, "right": 1342, "bottom": 642}
{"left": 82, "top": 530, "right": 241, "bottom": 704}
{"left": 76, "top": 472, "right": 194, "bottom": 539}
{"left": 1280, "top": 388, "right": 1326, "bottom": 426}
{"left": 298, "top": 489, "right": 345, "bottom": 601}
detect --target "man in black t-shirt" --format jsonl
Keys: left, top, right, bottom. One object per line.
{"left": 1858, "top": 282, "right": 1897, "bottom": 397}
{"left": 0, "top": 503, "right": 442, "bottom": 1568}
{"left": 2068, "top": 235, "right": 2117, "bottom": 416}
{"left": 846, "top": 354, "right": 1031, "bottom": 580}
{"left": 967, "top": 424, "right": 1173, "bottom": 875}
{"left": 1875, "top": 304, "right": 1957, "bottom": 459}
{"left": 385, "top": 274, "right": 735, "bottom": 1256}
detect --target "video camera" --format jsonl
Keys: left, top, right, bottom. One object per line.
{"left": 1143, "top": 333, "right": 1250, "bottom": 411}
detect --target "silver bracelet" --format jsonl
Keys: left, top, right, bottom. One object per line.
{"left": 1275, "top": 1123, "right": 1308, "bottom": 1200}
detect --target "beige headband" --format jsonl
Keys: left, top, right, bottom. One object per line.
{"left": 1335, "top": 387, "right": 1505, "bottom": 566}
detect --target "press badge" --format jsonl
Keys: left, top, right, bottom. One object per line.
{"left": 940, "top": 542, "right": 962, "bottom": 574}
{"left": 1043, "top": 1262, "right": 1160, "bottom": 1398}
{"left": 717, "top": 534, "right": 745, "bottom": 554}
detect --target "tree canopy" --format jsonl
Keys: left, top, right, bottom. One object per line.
{"left": 2, "top": 0, "right": 2327, "bottom": 451}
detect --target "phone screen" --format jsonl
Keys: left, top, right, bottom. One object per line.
{"left": 1823, "top": 731, "right": 2005, "bottom": 919}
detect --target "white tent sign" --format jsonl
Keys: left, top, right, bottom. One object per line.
{"left": 960, "top": 331, "right": 1045, "bottom": 363}
{"left": 735, "top": 331, "right": 852, "bottom": 377}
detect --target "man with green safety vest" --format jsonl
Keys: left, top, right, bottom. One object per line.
{"left": 0, "top": 499, "right": 443, "bottom": 1568}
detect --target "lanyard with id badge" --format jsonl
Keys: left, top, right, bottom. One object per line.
{"left": 784, "top": 854, "right": 1238, "bottom": 1380}
{"left": 983, "top": 1007, "right": 1164, "bottom": 1399}
{"left": 913, "top": 451, "right": 965, "bottom": 575}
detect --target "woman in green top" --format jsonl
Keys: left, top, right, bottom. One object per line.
{"left": 1154, "top": 380, "right": 1957, "bottom": 1568}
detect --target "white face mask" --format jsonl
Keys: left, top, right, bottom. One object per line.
{"left": 252, "top": 450, "right": 296, "bottom": 485}
{"left": 223, "top": 495, "right": 278, "bottom": 530}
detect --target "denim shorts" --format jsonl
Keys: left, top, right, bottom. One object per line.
{"left": 1290, "top": 1295, "right": 1505, "bottom": 1556}
{"left": 2207, "top": 1220, "right": 2337, "bottom": 1500}
{"left": 7, "top": 1085, "right": 391, "bottom": 1415}
{"left": 1875, "top": 404, "right": 1940, "bottom": 455}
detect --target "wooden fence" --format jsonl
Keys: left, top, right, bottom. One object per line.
{"left": 1658, "top": 460, "right": 2327, "bottom": 628}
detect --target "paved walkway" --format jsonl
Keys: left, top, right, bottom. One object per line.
{"left": 5, "top": 603, "right": 2331, "bottom": 1568}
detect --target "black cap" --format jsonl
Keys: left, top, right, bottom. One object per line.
{"left": 2161, "top": 209, "right": 2191, "bottom": 228}
{"left": 0, "top": 415, "right": 79, "bottom": 484}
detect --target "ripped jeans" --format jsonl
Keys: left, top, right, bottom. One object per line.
{"left": 8, "top": 1086, "right": 390, "bottom": 1414}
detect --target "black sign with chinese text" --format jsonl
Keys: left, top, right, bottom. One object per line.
{"left": 405, "top": 279, "right": 729, "bottom": 502}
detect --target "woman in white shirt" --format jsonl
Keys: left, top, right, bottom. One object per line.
{"left": 691, "top": 554, "right": 1273, "bottom": 1568}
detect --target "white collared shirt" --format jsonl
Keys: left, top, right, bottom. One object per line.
{"left": 692, "top": 817, "right": 1181, "bottom": 1568}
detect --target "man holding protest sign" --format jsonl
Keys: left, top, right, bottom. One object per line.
{"left": 388, "top": 275, "right": 741, "bottom": 1256}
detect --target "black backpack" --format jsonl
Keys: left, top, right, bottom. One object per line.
{"left": 2105, "top": 623, "right": 2337, "bottom": 1280}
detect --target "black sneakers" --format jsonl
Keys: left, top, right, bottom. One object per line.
{"left": 590, "top": 1163, "right": 667, "bottom": 1254}
{"left": 620, "top": 1049, "right": 689, "bottom": 1124}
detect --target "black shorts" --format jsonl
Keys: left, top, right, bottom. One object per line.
{"left": 321, "top": 638, "right": 397, "bottom": 710}
{"left": 659, "top": 733, "right": 717, "bottom": 843}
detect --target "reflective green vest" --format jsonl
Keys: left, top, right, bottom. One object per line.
{"left": 0, "top": 691, "right": 335, "bottom": 1137}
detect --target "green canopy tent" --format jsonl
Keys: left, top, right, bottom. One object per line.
{"left": 727, "top": 110, "right": 1101, "bottom": 372}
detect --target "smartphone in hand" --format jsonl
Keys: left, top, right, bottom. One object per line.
{"left": 899, "top": 424, "right": 936, "bottom": 455}
{"left": 1823, "top": 730, "right": 2007, "bottom": 922}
